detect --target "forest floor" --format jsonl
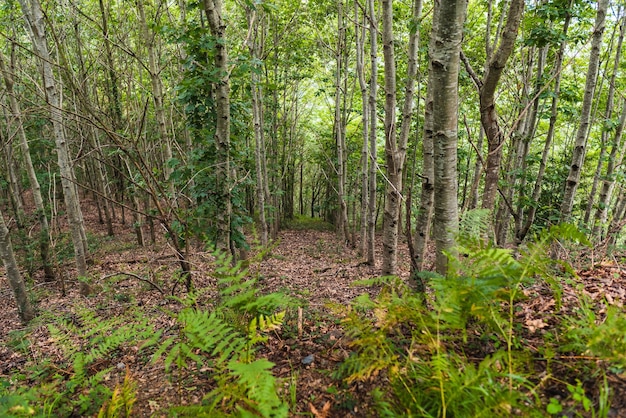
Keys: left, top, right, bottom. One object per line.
{"left": 2, "top": 199, "right": 626, "bottom": 417}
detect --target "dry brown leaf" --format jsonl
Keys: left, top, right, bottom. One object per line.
{"left": 309, "top": 401, "right": 331, "bottom": 418}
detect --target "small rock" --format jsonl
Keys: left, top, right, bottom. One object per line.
{"left": 301, "top": 354, "right": 315, "bottom": 365}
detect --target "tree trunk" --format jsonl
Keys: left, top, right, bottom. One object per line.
{"left": 587, "top": 12, "right": 625, "bottom": 234}
{"left": 247, "top": 9, "right": 269, "bottom": 246}
{"left": 517, "top": 5, "right": 572, "bottom": 243}
{"left": 367, "top": 0, "right": 378, "bottom": 266}
{"left": 560, "top": 0, "right": 609, "bottom": 222}
{"left": 334, "top": 1, "right": 350, "bottom": 244}
{"left": 0, "top": 209, "right": 35, "bottom": 323}
{"left": 203, "top": 0, "right": 232, "bottom": 252}
{"left": 381, "top": 0, "right": 399, "bottom": 275}
{"left": 355, "top": 2, "right": 369, "bottom": 257}
{"left": 0, "top": 46, "right": 55, "bottom": 280}
{"left": 19, "top": 0, "right": 89, "bottom": 294}
{"left": 138, "top": 0, "right": 176, "bottom": 204}
{"left": 594, "top": 99, "right": 626, "bottom": 239}
{"left": 430, "top": 0, "right": 467, "bottom": 274}
{"left": 480, "top": 0, "right": 525, "bottom": 211}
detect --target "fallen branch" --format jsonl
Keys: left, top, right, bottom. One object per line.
{"left": 100, "top": 272, "right": 164, "bottom": 295}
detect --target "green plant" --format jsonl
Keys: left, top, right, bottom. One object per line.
{"left": 152, "top": 251, "right": 294, "bottom": 417}
{"left": 4, "top": 306, "right": 157, "bottom": 417}
{"left": 98, "top": 369, "right": 137, "bottom": 418}
{"left": 337, "top": 215, "right": 590, "bottom": 417}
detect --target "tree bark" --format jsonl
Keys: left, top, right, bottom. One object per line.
{"left": 516, "top": 5, "right": 572, "bottom": 244}
{"left": 19, "top": 0, "right": 90, "bottom": 294}
{"left": 480, "top": 0, "right": 525, "bottom": 211}
{"left": 0, "top": 207, "right": 35, "bottom": 323}
{"left": 381, "top": 0, "right": 399, "bottom": 275}
{"left": 430, "top": 0, "right": 467, "bottom": 274}
{"left": 203, "top": 0, "right": 232, "bottom": 252}
{"left": 355, "top": 2, "right": 368, "bottom": 257}
{"left": 247, "top": 8, "right": 269, "bottom": 246}
{"left": 0, "top": 46, "right": 55, "bottom": 280}
{"left": 367, "top": 0, "right": 378, "bottom": 266}
{"left": 560, "top": 0, "right": 609, "bottom": 222}
{"left": 588, "top": 12, "right": 625, "bottom": 235}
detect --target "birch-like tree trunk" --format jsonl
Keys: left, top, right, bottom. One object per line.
{"left": 367, "top": 0, "right": 378, "bottom": 266}
{"left": 0, "top": 46, "right": 55, "bottom": 280}
{"left": 138, "top": 0, "right": 176, "bottom": 203}
{"left": 594, "top": 99, "right": 626, "bottom": 239}
{"left": 334, "top": 1, "right": 350, "bottom": 244}
{"left": 19, "top": 0, "right": 89, "bottom": 293}
{"left": 0, "top": 208, "right": 34, "bottom": 323}
{"left": 381, "top": 0, "right": 399, "bottom": 275}
{"left": 247, "top": 7, "right": 269, "bottom": 246}
{"left": 586, "top": 12, "right": 625, "bottom": 231}
{"left": 203, "top": 0, "right": 231, "bottom": 252}
{"left": 479, "top": 0, "right": 524, "bottom": 211}
{"left": 560, "top": 0, "right": 609, "bottom": 221}
{"left": 430, "top": 0, "right": 467, "bottom": 274}
{"left": 355, "top": 2, "right": 368, "bottom": 257}
{"left": 516, "top": 5, "right": 572, "bottom": 244}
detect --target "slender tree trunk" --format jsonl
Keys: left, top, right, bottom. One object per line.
{"left": 0, "top": 208, "right": 35, "bottom": 323}
{"left": 431, "top": 0, "right": 467, "bottom": 274}
{"left": 381, "top": 0, "right": 399, "bottom": 275}
{"left": 355, "top": 2, "right": 369, "bottom": 257}
{"left": 334, "top": 1, "right": 350, "bottom": 244}
{"left": 413, "top": 82, "right": 434, "bottom": 272}
{"left": 247, "top": 8, "right": 269, "bottom": 246}
{"left": 19, "top": 0, "right": 89, "bottom": 294}
{"left": 367, "top": 0, "right": 378, "bottom": 266}
{"left": 594, "top": 99, "right": 626, "bottom": 238}
{"left": 203, "top": 0, "right": 232, "bottom": 252}
{"left": 480, "top": 0, "right": 525, "bottom": 211}
{"left": 517, "top": 6, "right": 572, "bottom": 243}
{"left": 586, "top": 12, "right": 625, "bottom": 232}
{"left": 0, "top": 47, "right": 55, "bottom": 280}
{"left": 138, "top": 0, "right": 176, "bottom": 204}
{"left": 560, "top": 0, "right": 609, "bottom": 222}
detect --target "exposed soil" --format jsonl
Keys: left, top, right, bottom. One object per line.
{"left": 1, "top": 198, "right": 626, "bottom": 417}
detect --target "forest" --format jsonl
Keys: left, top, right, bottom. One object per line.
{"left": 1, "top": 0, "right": 626, "bottom": 416}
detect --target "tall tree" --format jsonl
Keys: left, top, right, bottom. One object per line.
{"left": 559, "top": 0, "right": 609, "bottom": 222}
{"left": 430, "top": 0, "right": 467, "bottom": 274}
{"left": 246, "top": 6, "right": 269, "bottom": 246}
{"left": 19, "top": 0, "right": 90, "bottom": 294}
{"left": 0, "top": 45, "right": 55, "bottom": 280}
{"left": 203, "top": 0, "right": 231, "bottom": 251}
{"left": 381, "top": 0, "right": 399, "bottom": 275}
{"left": 334, "top": 0, "right": 350, "bottom": 244}
{"left": 367, "top": 0, "right": 378, "bottom": 266}
{"left": 476, "top": 0, "right": 525, "bottom": 214}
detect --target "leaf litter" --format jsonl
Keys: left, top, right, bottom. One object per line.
{"left": 0, "top": 202, "right": 625, "bottom": 416}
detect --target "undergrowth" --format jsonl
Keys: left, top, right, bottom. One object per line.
{"left": 336, "top": 212, "right": 622, "bottom": 417}
{"left": 1, "top": 250, "right": 295, "bottom": 417}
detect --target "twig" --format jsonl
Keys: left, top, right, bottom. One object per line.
{"left": 100, "top": 272, "right": 164, "bottom": 295}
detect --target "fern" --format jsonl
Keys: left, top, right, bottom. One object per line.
{"left": 153, "top": 250, "right": 292, "bottom": 417}
{"left": 339, "top": 221, "right": 590, "bottom": 416}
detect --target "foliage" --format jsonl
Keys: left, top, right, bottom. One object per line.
{"left": 0, "top": 306, "right": 156, "bottom": 417}
{"left": 336, "top": 220, "right": 611, "bottom": 417}
{"left": 151, "top": 251, "right": 294, "bottom": 417}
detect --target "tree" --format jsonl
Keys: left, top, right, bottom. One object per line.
{"left": 474, "top": 0, "right": 525, "bottom": 216}
{"left": 559, "top": 0, "right": 609, "bottom": 222}
{"left": 19, "top": 0, "right": 90, "bottom": 294}
{"left": 203, "top": 0, "right": 232, "bottom": 252}
{"left": 430, "top": 0, "right": 468, "bottom": 274}
{"left": 0, "top": 45, "right": 54, "bottom": 280}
